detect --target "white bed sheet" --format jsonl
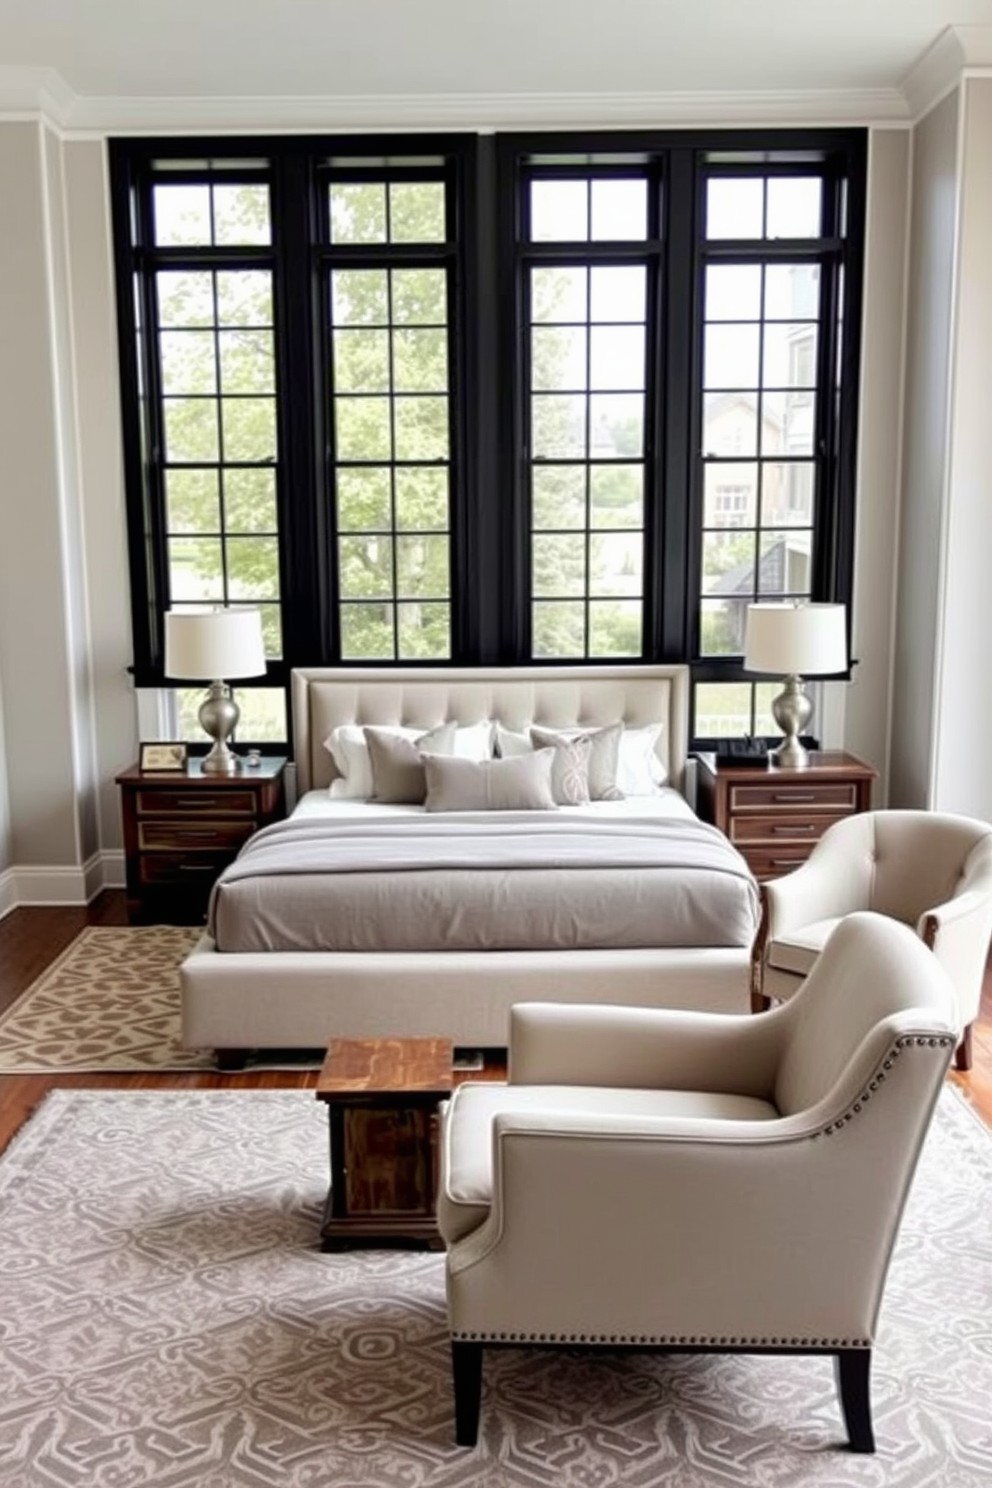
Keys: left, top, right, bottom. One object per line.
{"left": 290, "top": 787, "right": 698, "bottom": 824}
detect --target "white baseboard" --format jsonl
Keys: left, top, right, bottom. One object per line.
{"left": 5, "top": 850, "right": 125, "bottom": 908}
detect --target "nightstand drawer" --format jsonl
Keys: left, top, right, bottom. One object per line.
{"left": 138, "top": 820, "right": 255, "bottom": 851}
{"left": 730, "top": 812, "right": 848, "bottom": 846}
{"left": 742, "top": 847, "right": 814, "bottom": 880}
{"left": 136, "top": 788, "right": 259, "bottom": 816}
{"left": 139, "top": 852, "right": 238, "bottom": 886}
{"left": 728, "top": 782, "right": 858, "bottom": 813}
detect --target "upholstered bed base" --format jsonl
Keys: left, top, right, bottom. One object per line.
{"left": 181, "top": 665, "right": 753, "bottom": 1056}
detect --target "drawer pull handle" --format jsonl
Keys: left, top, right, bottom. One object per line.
{"left": 772, "top": 793, "right": 816, "bottom": 803}
{"left": 178, "top": 863, "right": 219, "bottom": 872}
{"left": 771, "top": 858, "right": 805, "bottom": 867}
{"left": 771, "top": 824, "right": 816, "bottom": 834}
{"left": 175, "top": 830, "right": 220, "bottom": 840}
{"left": 174, "top": 797, "right": 220, "bottom": 808}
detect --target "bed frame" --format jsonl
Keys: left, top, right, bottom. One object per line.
{"left": 180, "top": 665, "right": 753, "bottom": 1060}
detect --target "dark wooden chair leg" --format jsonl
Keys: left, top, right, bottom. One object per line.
{"left": 955, "top": 1023, "right": 974, "bottom": 1073}
{"left": 452, "top": 1340, "right": 483, "bottom": 1447}
{"left": 836, "top": 1349, "right": 875, "bottom": 1453}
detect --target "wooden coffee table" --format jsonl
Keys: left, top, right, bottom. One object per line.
{"left": 315, "top": 1036, "right": 505, "bottom": 1248}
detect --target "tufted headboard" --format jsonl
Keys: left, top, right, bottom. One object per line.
{"left": 291, "top": 665, "right": 690, "bottom": 795}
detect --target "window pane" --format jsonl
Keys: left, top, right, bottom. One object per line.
{"left": 695, "top": 682, "right": 753, "bottom": 736}
{"left": 153, "top": 184, "right": 211, "bottom": 246}
{"left": 221, "top": 397, "right": 276, "bottom": 461}
{"left": 334, "top": 329, "right": 391, "bottom": 393}
{"left": 533, "top": 533, "right": 586, "bottom": 597}
{"left": 230, "top": 687, "right": 286, "bottom": 741}
{"left": 219, "top": 330, "right": 274, "bottom": 394}
{"left": 758, "top": 530, "right": 811, "bottom": 595}
{"left": 705, "top": 265, "right": 761, "bottom": 321}
{"left": 217, "top": 270, "right": 272, "bottom": 326}
{"left": 393, "top": 396, "right": 448, "bottom": 461}
{"left": 390, "top": 182, "right": 445, "bottom": 243}
{"left": 764, "top": 389, "right": 815, "bottom": 456}
{"left": 532, "top": 326, "right": 587, "bottom": 392}
{"left": 532, "top": 465, "right": 586, "bottom": 530}
{"left": 226, "top": 536, "right": 280, "bottom": 600}
{"left": 396, "top": 534, "right": 449, "bottom": 597}
{"left": 393, "top": 327, "right": 448, "bottom": 393}
{"left": 163, "top": 399, "right": 219, "bottom": 463}
{"left": 340, "top": 603, "right": 395, "bottom": 659}
{"left": 590, "top": 532, "right": 642, "bottom": 596}
{"left": 392, "top": 269, "right": 447, "bottom": 325}
{"left": 224, "top": 468, "right": 277, "bottom": 532}
{"left": 157, "top": 271, "right": 213, "bottom": 328}
{"left": 398, "top": 602, "right": 450, "bottom": 658}
{"left": 702, "top": 529, "right": 756, "bottom": 597}
{"left": 532, "top": 266, "right": 587, "bottom": 323}
{"left": 531, "top": 180, "right": 588, "bottom": 242}
{"left": 335, "top": 397, "right": 392, "bottom": 461}
{"left": 589, "top": 464, "right": 642, "bottom": 529}
{"left": 763, "top": 324, "right": 818, "bottom": 389}
{"left": 159, "top": 330, "right": 216, "bottom": 396}
{"left": 590, "top": 266, "right": 645, "bottom": 323}
{"left": 703, "top": 393, "right": 758, "bottom": 458}
{"left": 532, "top": 394, "right": 587, "bottom": 459}
{"left": 700, "top": 597, "right": 746, "bottom": 656}
{"left": 754, "top": 681, "right": 780, "bottom": 737}
{"left": 332, "top": 269, "right": 389, "bottom": 326}
{"left": 766, "top": 177, "right": 821, "bottom": 239}
{"left": 703, "top": 463, "right": 757, "bottom": 526}
{"left": 165, "top": 469, "right": 220, "bottom": 534}
{"left": 589, "top": 600, "right": 641, "bottom": 656}
{"left": 589, "top": 393, "right": 643, "bottom": 457}
{"left": 765, "top": 263, "right": 819, "bottom": 320}
{"left": 590, "top": 326, "right": 644, "bottom": 391}
{"left": 337, "top": 468, "right": 392, "bottom": 531}
{"left": 532, "top": 600, "right": 585, "bottom": 657}
{"left": 330, "top": 183, "right": 387, "bottom": 244}
{"left": 213, "top": 184, "right": 270, "bottom": 246}
{"left": 760, "top": 462, "right": 814, "bottom": 526}
{"left": 591, "top": 179, "right": 647, "bottom": 241}
{"left": 704, "top": 324, "right": 760, "bottom": 389}
{"left": 706, "top": 178, "right": 763, "bottom": 239}
{"left": 339, "top": 535, "right": 394, "bottom": 599}
{"left": 395, "top": 467, "right": 448, "bottom": 531}
{"left": 167, "top": 536, "right": 224, "bottom": 601}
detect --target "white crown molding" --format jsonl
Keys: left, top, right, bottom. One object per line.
{"left": 902, "top": 24, "right": 992, "bottom": 122}
{"left": 0, "top": 68, "right": 911, "bottom": 134}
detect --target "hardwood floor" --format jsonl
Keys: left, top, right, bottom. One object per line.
{"left": 1, "top": 890, "right": 990, "bottom": 1155}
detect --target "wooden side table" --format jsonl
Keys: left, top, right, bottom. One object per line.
{"left": 695, "top": 750, "right": 876, "bottom": 882}
{"left": 315, "top": 1037, "right": 505, "bottom": 1249}
{"left": 116, "top": 756, "right": 286, "bottom": 925}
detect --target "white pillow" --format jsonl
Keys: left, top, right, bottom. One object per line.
{"left": 495, "top": 721, "right": 667, "bottom": 795}
{"left": 325, "top": 719, "right": 494, "bottom": 798}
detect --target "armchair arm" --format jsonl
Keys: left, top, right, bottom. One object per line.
{"left": 508, "top": 1001, "right": 784, "bottom": 1099}
{"left": 762, "top": 830, "right": 870, "bottom": 939}
{"left": 919, "top": 889, "right": 992, "bottom": 1025}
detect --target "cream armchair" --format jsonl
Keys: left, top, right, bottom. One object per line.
{"left": 438, "top": 912, "right": 958, "bottom": 1452}
{"left": 751, "top": 809, "right": 992, "bottom": 1070}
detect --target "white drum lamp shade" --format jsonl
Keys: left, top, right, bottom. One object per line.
{"left": 743, "top": 603, "right": 847, "bottom": 769}
{"left": 164, "top": 608, "right": 266, "bottom": 773}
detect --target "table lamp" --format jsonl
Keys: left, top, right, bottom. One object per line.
{"left": 743, "top": 602, "right": 847, "bottom": 769}
{"left": 164, "top": 607, "right": 266, "bottom": 773}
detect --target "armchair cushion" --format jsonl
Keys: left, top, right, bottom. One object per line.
{"left": 767, "top": 915, "right": 842, "bottom": 976}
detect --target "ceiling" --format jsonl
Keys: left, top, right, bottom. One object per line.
{"left": 0, "top": 1, "right": 990, "bottom": 126}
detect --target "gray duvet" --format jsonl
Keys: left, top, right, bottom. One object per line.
{"left": 208, "top": 810, "right": 760, "bottom": 954}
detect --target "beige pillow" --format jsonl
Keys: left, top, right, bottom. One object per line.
{"left": 530, "top": 722, "right": 624, "bottom": 803}
{"left": 423, "top": 750, "right": 557, "bottom": 812}
{"left": 364, "top": 722, "right": 456, "bottom": 804}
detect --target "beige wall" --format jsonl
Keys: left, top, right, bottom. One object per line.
{"left": 890, "top": 88, "right": 960, "bottom": 808}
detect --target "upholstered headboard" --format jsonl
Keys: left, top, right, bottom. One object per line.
{"left": 291, "top": 665, "right": 690, "bottom": 795}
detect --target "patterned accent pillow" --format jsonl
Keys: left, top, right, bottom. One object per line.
{"left": 364, "top": 723, "right": 457, "bottom": 804}
{"left": 528, "top": 727, "right": 593, "bottom": 805}
{"left": 529, "top": 723, "right": 624, "bottom": 802}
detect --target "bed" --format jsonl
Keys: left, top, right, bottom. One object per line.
{"left": 180, "top": 665, "right": 760, "bottom": 1060}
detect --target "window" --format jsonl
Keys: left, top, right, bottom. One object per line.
{"left": 111, "top": 131, "right": 865, "bottom": 748}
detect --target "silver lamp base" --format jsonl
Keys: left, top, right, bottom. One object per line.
{"left": 198, "top": 680, "right": 242, "bottom": 774}
{"left": 770, "top": 674, "right": 814, "bottom": 769}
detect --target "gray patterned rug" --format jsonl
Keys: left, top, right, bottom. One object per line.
{"left": 1, "top": 1086, "right": 990, "bottom": 1487}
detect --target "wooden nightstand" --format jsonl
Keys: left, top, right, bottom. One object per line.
{"left": 116, "top": 756, "right": 287, "bottom": 925}
{"left": 695, "top": 750, "right": 876, "bottom": 882}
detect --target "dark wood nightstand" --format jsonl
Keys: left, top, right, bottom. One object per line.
{"left": 695, "top": 750, "right": 876, "bottom": 882}
{"left": 116, "top": 756, "right": 287, "bottom": 925}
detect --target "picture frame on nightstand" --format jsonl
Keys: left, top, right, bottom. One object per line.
{"left": 139, "top": 741, "right": 188, "bottom": 772}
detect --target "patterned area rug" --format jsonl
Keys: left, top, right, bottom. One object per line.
{"left": 0, "top": 1086, "right": 990, "bottom": 1487}
{"left": 0, "top": 926, "right": 209, "bottom": 1071}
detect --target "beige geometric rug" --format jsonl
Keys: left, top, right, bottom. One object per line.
{"left": 0, "top": 925, "right": 210, "bottom": 1071}
{"left": 0, "top": 1084, "right": 990, "bottom": 1487}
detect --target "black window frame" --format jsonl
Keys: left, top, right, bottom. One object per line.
{"left": 109, "top": 127, "right": 866, "bottom": 749}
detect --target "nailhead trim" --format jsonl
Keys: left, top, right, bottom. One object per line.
{"left": 451, "top": 1329, "right": 870, "bottom": 1347}
{"left": 816, "top": 1035, "right": 953, "bottom": 1138}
